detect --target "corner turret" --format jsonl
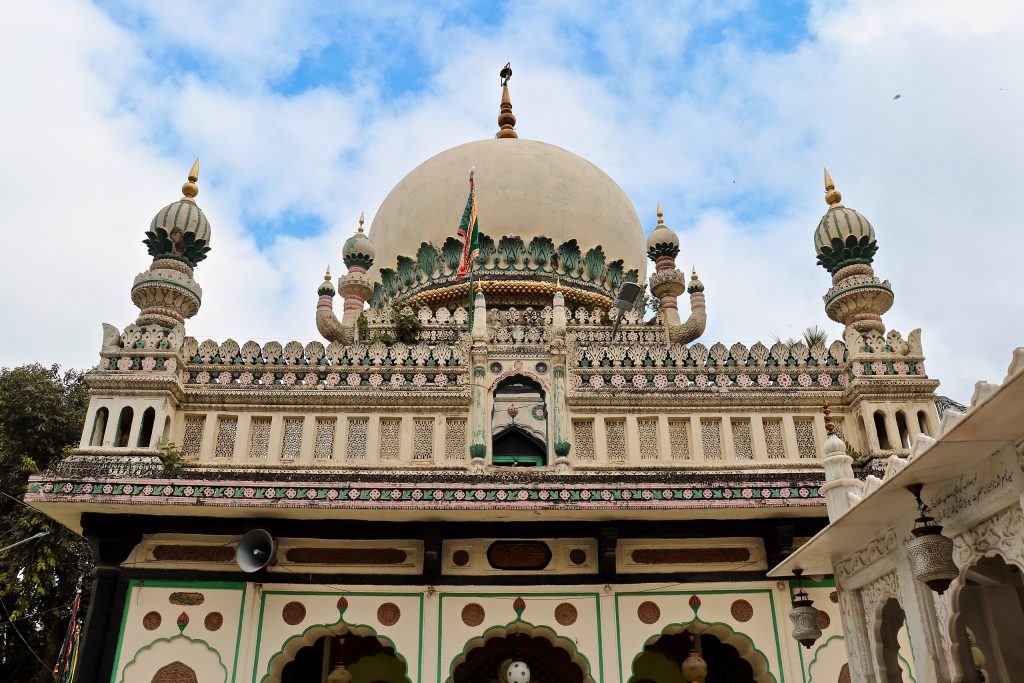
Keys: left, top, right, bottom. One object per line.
{"left": 647, "top": 205, "right": 707, "bottom": 344}
{"left": 815, "top": 168, "right": 893, "bottom": 334}
{"left": 317, "top": 214, "right": 375, "bottom": 344}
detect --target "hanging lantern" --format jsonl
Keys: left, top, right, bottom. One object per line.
{"left": 326, "top": 663, "right": 352, "bottom": 683}
{"left": 505, "top": 660, "right": 530, "bottom": 683}
{"left": 680, "top": 634, "right": 708, "bottom": 682}
{"left": 906, "top": 484, "right": 959, "bottom": 594}
{"left": 789, "top": 569, "right": 822, "bottom": 649}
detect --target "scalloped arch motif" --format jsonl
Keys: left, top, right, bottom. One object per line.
{"left": 488, "top": 362, "right": 549, "bottom": 393}
{"left": 118, "top": 634, "right": 227, "bottom": 683}
{"left": 628, "top": 618, "right": 777, "bottom": 683}
{"left": 260, "top": 614, "right": 412, "bottom": 683}
{"left": 445, "top": 620, "right": 595, "bottom": 683}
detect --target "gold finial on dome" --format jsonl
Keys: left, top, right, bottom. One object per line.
{"left": 496, "top": 62, "right": 518, "bottom": 139}
{"left": 358, "top": 211, "right": 365, "bottom": 233}
{"left": 324, "top": 266, "right": 332, "bottom": 281}
{"left": 691, "top": 265, "right": 699, "bottom": 280}
{"left": 823, "top": 399, "right": 836, "bottom": 435}
{"left": 656, "top": 202, "right": 665, "bottom": 226}
{"left": 182, "top": 158, "right": 200, "bottom": 200}
{"left": 823, "top": 167, "right": 842, "bottom": 207}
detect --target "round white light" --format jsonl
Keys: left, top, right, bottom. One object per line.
{"left": 506, "top": 660, "right": 531, "bottom": 683}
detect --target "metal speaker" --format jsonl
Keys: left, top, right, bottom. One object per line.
{"left": 613, "top": 281, "right": 643, "bottom": 313}
{"left": 611, "top": 281, "right": 644, "bottom": 342}
{"left": 236, "top": 529, "right": 275, "bottom": 573}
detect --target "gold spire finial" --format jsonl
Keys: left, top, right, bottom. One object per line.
{"left": 324, "top": 265, "right": 332, "bottom": 281}
{"left": 823, "top": 399, "right": 836, "bottom": 435}
{"left": 496, "top": 62, "right": 518, "bottom": 139}
{"left": 823, "top": 167, "right": 842, "bottom": 207}
{"left": 358, "top": 211, "right": 365, "bottom": 234}
{"left": 656, "top": 202, "right": 665, "bottom": 226}
{"left": 182, "top": 158, "right": 200, "bottom": 200}
{"left": 691, "top": 265, "right": 699, "bottom": 280}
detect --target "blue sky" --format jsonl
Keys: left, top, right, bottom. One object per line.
{"left": 2, "top": 0, "right": 1023, "bottom": 402}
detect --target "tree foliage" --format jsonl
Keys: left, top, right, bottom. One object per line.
{"left": 0, "top": 364, "right": 92, "bottom": 682}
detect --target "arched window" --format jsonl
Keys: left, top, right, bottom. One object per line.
{"left": 491, "top": 375, "right": 547, "bottom": 467}
{"left": 137, "top": 407, "right": 156, "bottom": 447}
{"left": 90, "top": 408, "right": 109, "bottom": 447}
{"left": 114, "top": 407, "right": 134, "bottom": 448}
{"left": 873, "top": 410, "right": 890, "bottom": 450}
{"left": 879, "top": 598, "right": 907, "bottom": 683}
{"left": 895, "top": 411, "right": 910, "bottom": 449}
{"left": 917, "top": 410, "right": 931, "bottom": 437}
{"left": 857, "top": 415, "right": 869, "bottom": 454}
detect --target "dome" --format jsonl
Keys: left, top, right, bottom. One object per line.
{"left": 646, "top": 205, "right": 680, "bottom": 262}
{"left": 368, "top": 139, "right": 646, "bottom": 306}
{"left": 813, "top": 205, "right": 877, "bottom": 275}
{"left": 144, "top": 197, "right": 212, "bottom": 268}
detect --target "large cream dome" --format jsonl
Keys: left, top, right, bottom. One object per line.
{"left": 368, "top": 138, "right": 647, "bottom": 304}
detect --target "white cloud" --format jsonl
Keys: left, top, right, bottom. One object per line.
{"left": 1, "top": 0, "right": 1022, "bottom": 402}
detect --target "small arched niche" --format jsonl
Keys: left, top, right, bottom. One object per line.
{"left": 873, "top": 410, "right": 890, "bottom": 450}
{"left": 894, "top": 411, "right": 910, "bottom": 449}
{"left": 138, "top": 407, "right": 156, "bottom": 448}
{"left": 878, "top": 598, "right": 907, "bottom": 683}
{"left": 90, "top": 407, "right": 109, "bottom": 447}
{"left": 491, "top": 375, "right": 547, "bottom": 467}
{"left": 114, "top": 407, "right": 134, "bottom": 448}
{"left": 917, "top": 410, "right": 931, "bottom": 437}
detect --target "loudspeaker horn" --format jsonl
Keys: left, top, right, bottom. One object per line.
{"left": 236, "top": 529, "right": 275, "bottom": 573}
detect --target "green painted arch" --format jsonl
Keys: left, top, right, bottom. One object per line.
{"left": 118, "top": 633, "right": 227, "bottom": 683}
{"left": 260, "top": 616, "right": 412, "bottom": 683}
{"left": 628, "top": 617, "right": 778, "bottom": 683}
{"left": 806, "top": 634, "right": 844, "bottom": 682}
{"left": 446, "top": 619, "right": 595, "bottom": 683}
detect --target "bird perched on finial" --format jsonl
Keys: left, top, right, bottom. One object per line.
{"left": 500, "top": 62, "right": 512, "bottom": 86}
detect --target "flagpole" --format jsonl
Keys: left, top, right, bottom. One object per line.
{"left": 467, "top": 265, "right": 476, "bottom": 334}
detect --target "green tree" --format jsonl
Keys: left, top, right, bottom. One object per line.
{"left": 0, "top": 364, "right": 92, "bottom": 682}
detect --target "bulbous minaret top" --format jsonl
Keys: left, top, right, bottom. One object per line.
{"left": 646, "top": 203, "right": 680, "bottom": 267}
{"left": 813, "top": 168, "right": 877, "bottom": 275}
{"left": 143, "top": 159, "right": 212, "bottom": 269}
{"left": 131, "top": 160, "right": 209, "bottom": 328}
{"left": 814, "top": 168, "right": 893, "bottom": 334}
{"left": 342, "top": 212, "right": 375, "bottom": 272}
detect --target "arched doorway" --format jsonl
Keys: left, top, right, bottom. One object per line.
{"left": 491, "top": 375, "right": 547, "bottom": 467}
{"left": 877, "top": 598, "right": 907, "bottom": 683}
{"left": 953, "top": 554, "right": 1024, "bottom": 682}
{"left": 280, "top": 632, "right": 408, "bottom": 683}
{"left": 630, "top": 631, "right": 754, "bottom": 683}
{"left": 452, "top": 633, "right": 585, "bottom": 683}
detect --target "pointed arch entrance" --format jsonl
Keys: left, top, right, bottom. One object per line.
{"left": 490, "top": 374, "right": 548, "bottom": 467}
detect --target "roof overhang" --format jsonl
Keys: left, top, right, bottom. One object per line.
{"left": 769, "top": 353, "right": 1024, "bottom": 577}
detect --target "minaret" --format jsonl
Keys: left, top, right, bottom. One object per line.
{"left": 133, "top": 160, "right": 211, "bottom": 328}
{"left": 646, "top": 204, "right": 707, "bottom": 344}
{"left": 814, "top": 169, "right": 893, "bottom": 334}
{"left": 496, "top": 62, "right": 518, "bottom": 139}
{"left": 316, "top": 213, "right": 375, "bottom": 344}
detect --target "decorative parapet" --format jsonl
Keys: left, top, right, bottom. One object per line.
{"left": 94, "top": 317, "right": 470, "bottom": 394}
{"left": 567, "top": 328, "right": 931, "bottom": 395}
{"left": 370, "top": 233, "right": 640, "bottom": 308}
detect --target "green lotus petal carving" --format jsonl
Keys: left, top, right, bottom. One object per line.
{"left": 497, "top": 235, "right": 525, "bottom": 267}
{"left": 416, "top": 242, "right": 438, "bottom": 278}
{"left": 442, "top": 237, "right": 463, "bottom": 273}
{"left": 527, "top": 236, "right": 554, "bottom": 267}
{"left": 584, "top": 245, "right": 606, "bottom": 282}
{"left": 647, "top": 240, "right": 680, "bottom": 260}
{"left": 558, "top": 239, "right": 581, "bottom": 275}
{"left": 397, "top": 255, "right": 417, "bottom": 287}
{"left": 816, "top": 234, "right": 879, "bottom": 274}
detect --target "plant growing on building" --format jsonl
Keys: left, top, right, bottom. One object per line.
{"left": 157, "top": 438, "right": 187, "bottom": 474}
